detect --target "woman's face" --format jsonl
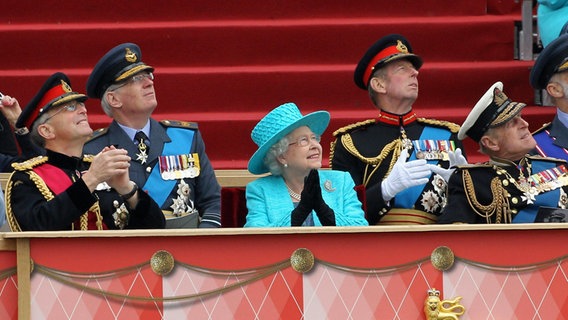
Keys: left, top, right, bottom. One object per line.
{"left": 280, "top": 126, "right": 323, "bottom": 175}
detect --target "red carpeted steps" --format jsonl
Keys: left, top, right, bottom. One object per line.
{"left": 0, "top": 1, "right": 552, "bottom": 168}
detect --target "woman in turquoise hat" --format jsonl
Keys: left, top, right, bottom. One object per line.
{"left": 244, "top": 103, "right": 368, "bottom": 227}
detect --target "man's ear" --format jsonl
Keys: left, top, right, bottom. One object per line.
{"left": 546, "top": 82, "right": 565, "bottom": 99}
{"left": 105, "top": 91, "right": 122, "bottom": 108}
{"left": 480, "top": 135, "right": 499, "bottom": 152}
{"left": 37, "top": 123, "right": 55, "bottom": 140}
{"left": 369, "top": 77, "right": 387, "bottom": 94}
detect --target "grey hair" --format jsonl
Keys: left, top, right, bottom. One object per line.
{"left": 100, "top": 82, "right": 124, "bottom": 117}
{"left": 29, "top": 113, "right": 50, "bottom": 148}
{"left": 263, "top": 136, "right": 291, "bottom": 176}
{"left": 479, "top": 127, "right": 498, "bottom": 155}
{"left": 368, "top": 68, "right": 386, "bottom": 106}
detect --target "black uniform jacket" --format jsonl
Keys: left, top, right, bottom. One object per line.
{"left": 6, "top": 150, "right": 165, "bottom": 231}
{"left": 331, "top": 110, "right": 462, "bottom": 224}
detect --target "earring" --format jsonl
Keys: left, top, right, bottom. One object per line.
{"left": 283, "top": 163, "right": 288, "bottom": 168}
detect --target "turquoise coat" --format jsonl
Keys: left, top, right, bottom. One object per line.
{"left": 245, "top": 170, "right": 368, "bottom": 227}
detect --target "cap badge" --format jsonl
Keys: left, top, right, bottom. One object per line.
{"left": 396, "top": 40, "right": 409, "bottom": 54}
{"left": 493, "top": 88, "right": 508, "bottom": 107}
{"left": 61, "top": 80, "right": 72, "bottom": 93}
{"left": 124, "top": 48, "right": 138, "bottom": 63}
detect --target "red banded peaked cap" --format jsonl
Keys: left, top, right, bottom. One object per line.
{"left": 16, "top": 72, "right": 87, "bottom": 129}
{"left": 354, "top": 34, "right": 423, "bottom": 90}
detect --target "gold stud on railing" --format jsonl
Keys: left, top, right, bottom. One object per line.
{"left": 150, "top": 250, "right": 175, "bottom": 276}
{"left": 430, "top": 246, "right": 455, "bottom": 271}
{"left": 290, "top": 248, "right": 314, "bottom": 273}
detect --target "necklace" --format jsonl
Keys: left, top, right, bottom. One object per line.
{"left": 286, "top": 184, "right": 302, "bottom": 201}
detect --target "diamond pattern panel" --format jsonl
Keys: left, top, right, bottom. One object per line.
{"left": 162, "top": 264, "right": 303, "bottom": 319}
{"left": 0, "top": 275, "right": 17, "bottom": 319}
{"left": 443, "top": 260, "right": 568, "bottom": 319}
{"left": 30, "top": 268, "right": 162, "bottom": 319}
{"left": 303, "top": 263, "right": 442, "bottom": 319}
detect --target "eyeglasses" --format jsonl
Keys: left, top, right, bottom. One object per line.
{"left": 288, "top": 134, "right": 321, "bottom": 147}
{"left": 114, "top": 72, "right": 154, "bottom": 90}
{"left": 130, "top": 72, "right": 154, "bottom": 83}
{"left": 43, "top": 101, "right": 85, "bottom": 123}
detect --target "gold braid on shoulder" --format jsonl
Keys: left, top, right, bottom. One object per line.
{"left": 417, "top": 118, "right": 460, "bottom": 133}
{"left": 5, "top": 173, "right": 23, "bottom": 232}
{"left": 340, "top": 134, "right": 403, "bottom": 187}
{"left": 462, "top": 169, "right": 510, "bottom": 223}
{"left": 5, "top": 170, "right": 53, "bottom": 232}
{"left": 6, "top": 170, "right": 103, "bottom": 231}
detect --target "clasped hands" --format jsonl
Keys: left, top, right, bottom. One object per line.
{"left": 82, "top": 146, "right": 134, "bottom": 196}
{"left": 381, "top": 148, "right": 466, "bottom": 201}
{"left": 291, "top": 169, "right": 336, "bottom": 226}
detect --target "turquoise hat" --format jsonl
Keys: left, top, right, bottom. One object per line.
{"left": 248, "top": 102, "right": 330, "bottom": 174}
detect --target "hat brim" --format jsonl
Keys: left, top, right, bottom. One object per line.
{"left": 247, "top": 111, "right": 330, "bottom": 174}
{"left": 458, "top": 81, "right": 503, "bottom": 140}
{"left": 115, "top": 64, "right": 154, "bottom": 82}
{"left": 382, "top": 53, "right": 423, "bottom": 70}
{"left": 354, "top": 53, "right": 423, "bottom": 90}
{"left": 51, "top": 93, "right": 88, "bottom": 108}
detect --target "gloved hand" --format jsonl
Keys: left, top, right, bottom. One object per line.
{"left": 448, "top": 148, "right": 467, "bottom": 168}
{"left": 291, "top": 169, "right": 319, "bottom": 226}
{"left": 381, "top": 148, "right": 432, "bottom": 201}
{"left": 314, "top": 203, "right": 336, "bottom": 226}
{"left": 428, "top": 148, "right": 467, "bottom": 182}
{"left": 291, "top": 203, "right": 312, "bottom": 226}
{"left": 306, "top": 169, "right": 336, "bottom": 226}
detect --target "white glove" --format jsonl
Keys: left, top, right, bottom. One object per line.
{"left": 381, "top": 148, "right": 432, "bottom": 201}
{"left": 428, "top": 148, "right": 467, "bottom": 182}
{"left": 448, "top": 148, "right": 467, "bottom": 168}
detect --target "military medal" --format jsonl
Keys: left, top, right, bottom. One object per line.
{"left": 159, "top": 153, "right": 201, "bottom": 180}
{"left": 518, "top": 178, "right": 537, "bottom": 204}
{"left": 412, "top": 139, "right": 455, "bottom": 161}
{"left": 527, "top": 164, "right": 568, "bottom": 194}
{"left": 170, "top": 180, "right": 198, "bottom": 217}
{"left": 400, "top": 127, "right": 413, "bottom": 151}
{"left": 112, "top": 200, "right": 129, "bottom": 229}
{"left": 136, "top": 139, "right": 149, "bottom": 164}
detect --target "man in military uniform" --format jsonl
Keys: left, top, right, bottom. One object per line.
{"left": 5, "top": 72, "right": 165, "bottom": 231}
{"left": 83, "top": 43, "right": 221, "bottom": 228}
{"left": 438, "top": 82, "right": 568, "bottom": 224}
{"left": 530, "top": 34, "right": 568, "bottom": 160}
{"left": 330, "top": 34, "right": 466, "bottom": 225}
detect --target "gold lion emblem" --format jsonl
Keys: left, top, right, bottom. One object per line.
{"left": 424, "top": 288, "right": 465, "bottom": 320}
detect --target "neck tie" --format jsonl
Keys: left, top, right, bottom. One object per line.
{"left": 135, "top": 131, "right": 149, "bottom": 164}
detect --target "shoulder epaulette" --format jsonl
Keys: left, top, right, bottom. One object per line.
{"left": 527, "top": 154, "right": 568, "bottom": 164}
{"left": 531, "top": 122, "right": 551, "bottom": 135}
{"left": 417, "top": 118, "right": 460, "bottom": 133}
{"left": 160, "top": 120, "right": 198, "bottom": 130}
{"left": 87, "top": 127, "right": 109, "bottom": 142}
{"left": 332, "top": 119, "right": 375, "bottom": 137}
{"left": 11, "top": 155, "right": 49, "bottom": 171}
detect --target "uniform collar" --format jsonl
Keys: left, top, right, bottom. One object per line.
{"left": 377, "top": 109, "right": 417, "bottom": 126}
{"left": 46, "top": 149, "right": 84, "bottom": 171}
